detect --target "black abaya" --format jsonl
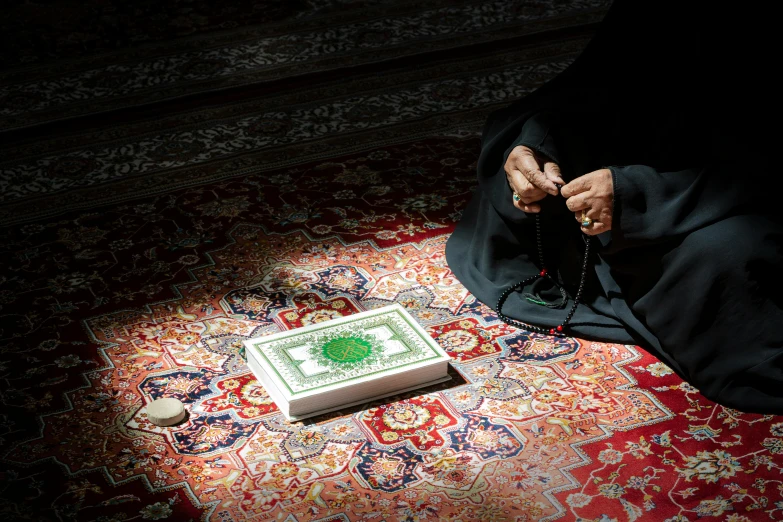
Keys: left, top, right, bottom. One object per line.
{"left": 445, "top": 0, "right": 783, "bottom": 413}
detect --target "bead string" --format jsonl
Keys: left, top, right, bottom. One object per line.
{"left": 496, "top": 212, "right": 592, "bottom": 337}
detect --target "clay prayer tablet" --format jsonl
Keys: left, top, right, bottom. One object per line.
{"left": 146, "top": 397, "right": 186, "bottom": 426}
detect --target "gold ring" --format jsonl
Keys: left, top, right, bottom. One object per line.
{"left": 513, "top": 192, "right": 521, "bottom": 203}
{"left": 580, "top": 210, "right": 593, "bottom": 227}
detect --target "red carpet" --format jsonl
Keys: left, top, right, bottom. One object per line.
{"left": 2, "top": 138, "right": 782, "bottom": 521}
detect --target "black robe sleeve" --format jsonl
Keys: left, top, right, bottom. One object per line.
{"left": 610, "top": 161, "right": 762, "bottom": 249}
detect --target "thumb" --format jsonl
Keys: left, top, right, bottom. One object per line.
{"left": 517, "top": 154, "right": 559, "bottom": 196}
{"left": 543, "top": 161, "right": 565, "bottom": 186}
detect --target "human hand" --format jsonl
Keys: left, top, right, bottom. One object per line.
{"left": 504, "top": 145, "right": 564, "bottom": 213}
{"left": 560, "top": 168, "right": 614, "bottom": 235}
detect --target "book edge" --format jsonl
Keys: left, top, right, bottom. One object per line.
{"left": 283, "top": 374, "right": 453, "bottom": 422}
{"left": 245, "top": 354, "right": 290, "bottom": 418}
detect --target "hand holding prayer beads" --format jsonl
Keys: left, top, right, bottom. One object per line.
{"left": 561, "top": 168, "right": 614, "bottom": 235}
{"left": 504, "top": 145, "right": 564, "bottom": 213}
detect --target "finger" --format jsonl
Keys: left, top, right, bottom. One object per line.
{"left": 515, "top": 155, "right": 559, "bottom": 196}
{"left": 543, "top": 161, "right": 565, "bottom": 186}
{"left": 512, "top": 194, "right": 542, "bottom": 213}
{"left": 581, "top": 220, "right": 608, "bottom": 236}
{"left": 525, "top": 167, "right": 560, "bottom": 196}
{"left": 565, "top": 194, "right": 590, "bottom": 212}
{"left": 509, "top": 171, "right": 547, "bottom": 204}
{"left": 505, "top": 167, "right": 526, "bottom": 194}
{"left": 573, "top": 205, "right": 600, "bottom": 223}
{"left": 510, "top": 181, "right": 545, "bottom": 212}
{"left": 560, "top": 174, "right": 593, "bottom": 198}
{"left": 519, "top": 190, "right": 547, "bottom": 204}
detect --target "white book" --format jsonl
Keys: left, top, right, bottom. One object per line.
{"left": 242, "top": 303, "right": 452, "bottom": 421}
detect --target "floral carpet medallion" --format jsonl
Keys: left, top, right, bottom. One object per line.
{"left": 3, "top": 137, "right": 783, "bottom": 522}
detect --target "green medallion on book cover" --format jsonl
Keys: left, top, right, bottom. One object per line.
{"left": 322, "top": 336, "right": 372, "bottom": 363}
{"left": 307, "top": 331, "right": 384, "bottom": 371}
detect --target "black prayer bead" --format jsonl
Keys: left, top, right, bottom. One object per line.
{"left": 496, "top": 212, "right": 592, "bottom": 336}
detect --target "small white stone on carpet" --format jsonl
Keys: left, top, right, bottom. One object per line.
{"left": 146, "top": 397, "right": 186, "bottom": 426}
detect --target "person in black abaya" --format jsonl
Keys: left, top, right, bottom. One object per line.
{"left": 445, "top": 0, "right": 783, "bottom": 413}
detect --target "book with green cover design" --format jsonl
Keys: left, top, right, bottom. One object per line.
{"left": 243, "top": 303, "right": 452, "bottom": 420}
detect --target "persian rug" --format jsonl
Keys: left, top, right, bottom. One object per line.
{"left": 3, "top": 138, "right": 783, "bottom": 521}
{"left": 3, "top": 1, "right": 783, "bottom": 521}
